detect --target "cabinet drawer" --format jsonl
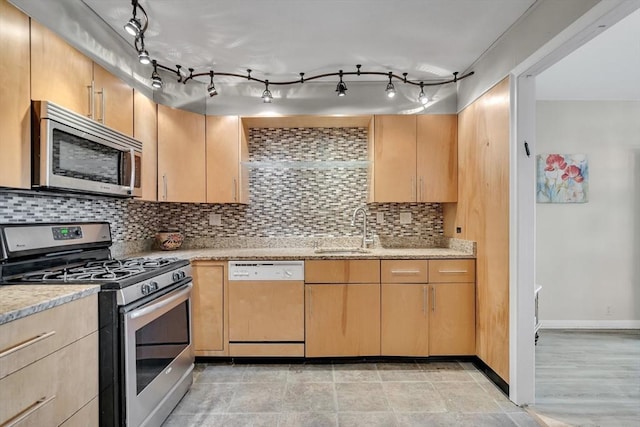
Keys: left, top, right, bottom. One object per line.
{"left": 305, "top": 260, "right": 380, "bottom": 283}
{"left": 428, "top": 259, "right": 475, "bottom": 283}
{"left": 0, "top": 331, "right": 98, "bottom": 426}
{"left": 381, "top": 260, "right": 428, "bottom": 283}
{"left": 60, "top": 397, "right": 98, "bottom": 427}
{"left": 0, "top": 295, "right": 98, "bottom": 379}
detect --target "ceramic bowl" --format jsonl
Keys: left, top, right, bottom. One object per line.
{"left": 156, "top": 231, "right": 184, "bottom": 250}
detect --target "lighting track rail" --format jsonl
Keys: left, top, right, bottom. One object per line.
{"left": 125, "top": 0, "right": 474, "bottom": 104}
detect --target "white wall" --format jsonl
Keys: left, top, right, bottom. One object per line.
{"left": 536, "top": 100, "right": 640, "bottom": 327}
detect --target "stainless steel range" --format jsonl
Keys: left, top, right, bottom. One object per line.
{"left": 0, "top": 222, "right": 194, "bottom": 427}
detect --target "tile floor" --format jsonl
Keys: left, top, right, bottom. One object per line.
{"left": 162, "top": 361, "right": 540, "bottom": 426}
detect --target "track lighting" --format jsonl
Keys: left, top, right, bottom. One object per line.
{"left": 207, "top": 71, "right": 218, "bottom": 97}
{"left": 385, "top": 72, "right": 396, "bottom": 98}
{"left": 418, "top": 82, "right": 429, "bottom": 105}
{"left": 262, "top": 80, "right": 273, "bottom": 103}
{"left": 151, "top": 60, "right": 162, "bottom": 89}
{"left": 121, "top": 2, "right": 474, "bottom": 104}
{"left": 336, "top": 70, "right": 347, "bottom": 97}
{"left": 135, "top": 34, "right": 150, "bottom": 65}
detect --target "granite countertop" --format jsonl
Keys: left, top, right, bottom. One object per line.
{"left": 134, "top": 246, "right": 474, "bottom": 261}
{"left": 0, "top": 284, "right": 100, "bottom": 326}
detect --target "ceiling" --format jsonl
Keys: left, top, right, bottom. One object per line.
{"left": 13, "top": 0, "right": 540, "bottom": 114}
{"left": 537, "top": 7, "right": 640, "bottom": 101}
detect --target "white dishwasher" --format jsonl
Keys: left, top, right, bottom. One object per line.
{"left": 228, "top": 260, "right": 305, "bottom": 357}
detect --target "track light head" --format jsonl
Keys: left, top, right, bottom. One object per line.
{"left": 385, "top": 72, "right": 396, "bottom": 98}
{"left": 336, "top": 70, "right": 347, "bottom": 97}
{"left": 418, "top": 82, "right": 429, "bottom": 105}
{"left": 138, "top": 49, "right": 150, "bottom": 65}
{"left": 124, "top": 17, "right": 142, "bottom": 37}
{"left": 262, "top": 80, "right": 273, "bottom": 103}
{"left": 207, "top": 71, "right": 217, "bottom": 97}
{"left": 151, "top": 60, "right": 162, "bottom": 89}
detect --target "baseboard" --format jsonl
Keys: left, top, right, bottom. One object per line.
{"left": 541, "top": 320, "right": 640, "bottom": 329}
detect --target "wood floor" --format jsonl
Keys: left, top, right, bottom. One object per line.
{"left": 532, "top": 329, "right": 640, "bottom": 427}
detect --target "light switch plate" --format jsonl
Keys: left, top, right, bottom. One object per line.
{"left": 209, "top": 213, "right": 222, "bottom": 226}
{"left": 376, "top": 212, "right": 384, "bottom": 224}
{"left": 399, "top": 212, "right": 412, "bottom": 224}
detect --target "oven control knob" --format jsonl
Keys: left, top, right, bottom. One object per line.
{"left": 180, "top": 271, "right": 186, "bottom": 279}
{"left": 141, "top": 283, "right": 151, "bottom": 295}
{"left": 172, "top": 272, "right": 180, "bottom": 281}
{"left": 149, "top": 281, "right": 158, "bottom": 291}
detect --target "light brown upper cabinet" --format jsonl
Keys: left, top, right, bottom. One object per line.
{"left": 133, "top": 90, "right": 158, "bottom": 201}
{"left": 31, "top": 20, "right": 135, "bottom": 138}
{"left": 206, "top": 116, "right": 245, "bottom": 203}
{"left": 373, "top": 115, "right": 417, "bottom": 202}
{"left": 372, "top": 115, "right": 457, "bottom": 203}
{"left": 31, "top": 20, "right": 94, "bottom": 118}
{"left": 0, "top": 0, "right": 31, "bottom": 189}
{"left": 157, "top": 104, "right": 206, "bottom": 203}
{"left": 416, "top": 114, "right": 458, "bottom": 202}
{"left": 93, "top": 64, "right": 134, "bottom": 136}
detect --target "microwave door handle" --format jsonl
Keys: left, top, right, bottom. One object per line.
{"left": 129, "top": 148, "right": 135, "bottom": 194}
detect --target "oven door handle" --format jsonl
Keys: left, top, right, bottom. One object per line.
{"left": 129, "top": 282, "right": 192, "bottom": 320}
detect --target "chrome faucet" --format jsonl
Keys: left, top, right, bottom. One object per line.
{"left": 351, "top": 205, "right": 374, "bottom": 249}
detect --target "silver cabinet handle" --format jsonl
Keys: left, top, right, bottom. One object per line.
{"left": 95, "top": 87, "right": 105, "bottom": 123}
{"left": 422, "top": 286, "right": 427, "bottom": 315}
{"left": 431, "top": 286, "right": 436, "bottom": 312}
{"left": 0, "top": 331, "right": 56, "bottom": 358}
{"left": 390, "top": 270, "right": 421, "bottom": 275}
{"left": 308, "top": 287, "right": 313, "bottom": 316}
{"left": 419, "top": 176, "right": 424, "bottom": 202}
{"left": 232, "top": 177, "right": 237, "bottom": 202}
{"left": 87, "top": 81, "right": 94, "bottom": 119}
{"left": 3, "top": 395, "right": 56, "bottom": 427}
{"left": 162, "top": 174, "right": 168, "bottom": 201}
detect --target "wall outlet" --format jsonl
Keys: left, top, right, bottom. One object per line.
{"left": 376, "top": 212, "right": 384, "bottom": 224}
{"left": 399, "top": 212, "right": 412, "bottom": 224}
{"left": 209, "top": 213, "right": 222, "bottom": 226}
{"left": 456, "top": 227, "right": 462, "bottom": 234}
{"left": 606, "top": 305, "right": 613, "bottom": 316}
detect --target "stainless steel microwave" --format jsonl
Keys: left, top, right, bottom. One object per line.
{"left": 32, "top": 100, "right": 142, "bottom": 197}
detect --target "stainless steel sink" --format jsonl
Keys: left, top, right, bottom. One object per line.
{"left": 313, "top": 247, "right": 371, "bottom": 254}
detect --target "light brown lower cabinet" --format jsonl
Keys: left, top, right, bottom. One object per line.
{"left": 381, "top": 283, "right": 429, "bottom": 356}
{"left": 191, "top": 261, "right": 225, "bottom": 355}
{"left": 305, "top": 284, "right": 380, "bottom": 357}
{"left": 429, "top": 282, "right": 476, "bottom": 355}
{"left": 0, "top": 294, "right": 98, "bottom": 426}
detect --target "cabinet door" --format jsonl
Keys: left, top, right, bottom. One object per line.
{"left": 305, "top": 284, "right": 380, "bottom": 357}
{"left": 133, "top": 90, "right": 157, "bottom": 201}
{"left": 31, "top": 20, "right": 93, "bottom": 117}
{"left": 206, "top": 116, "right": 241, "bottom": 203}
{"left": 157, "top": 104, "right": 206, "bottom": 202}
{"left": 381, "top": 284, "right": 429, "bottom": 356}
{"left": 373, "top": 115, "right": 417, "bottom": 202}
{"left": 191, "top": 262, "right": 224, "bottom": 353}
{"left": 429, "top": 283, "right": 475, "bottom": 355}
{"left": 417, "top": 114, "right": 458, "bottom": 202}
{"left": 0, "top": 0, "right": 30, "bottom": 189}
{"left": 93, "top": 64, "right": 134, "bottom": 136}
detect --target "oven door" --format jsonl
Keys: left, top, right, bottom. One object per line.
{"left": 123, "top": 281, "right": 194, "bottom": 427}
{"left": 37, "top": 118, "right": 141, "bottom": 197}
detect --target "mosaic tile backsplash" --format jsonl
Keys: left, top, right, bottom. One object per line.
{"left": 1, "top": 127, "right": 444, "bottom": 250}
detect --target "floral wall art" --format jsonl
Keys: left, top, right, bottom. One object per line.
{"left": 536, "top": 153, "right": 589, "bottom": 203}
